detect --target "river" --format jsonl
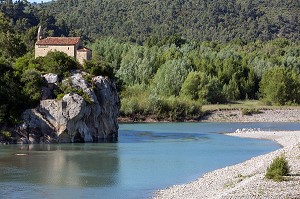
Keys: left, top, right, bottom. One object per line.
{"left": 0, "top": 122, "right": 299, "bottom": 199}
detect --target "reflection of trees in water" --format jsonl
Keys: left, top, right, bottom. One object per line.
{"left": 0, "top": 144, "right": 119, "bottom": 187}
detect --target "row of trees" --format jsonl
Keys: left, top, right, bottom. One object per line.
{"left": 91, "top": 37, "right": 300, "bottom": 118}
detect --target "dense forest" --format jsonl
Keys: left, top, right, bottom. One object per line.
{"left": 43, "top": 0, "right": 300, "bottom": 43}
{"left": 0, "top": 0, "right": 300, "bottom": 127}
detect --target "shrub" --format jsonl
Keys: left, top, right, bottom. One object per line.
{"left": 36, "top": 51, "right": 79, "bottom": 78}
{"left": 83, "top": 60, "right": 114, "bottom": 77}
{"left": 241, "top": 108, "right": 261, "bottom": 115}
{"left": 1, "top": 130, "right": 11, "bottom": 141}
{"left": 265, "top": 155, "right": 289, "bottom": 182}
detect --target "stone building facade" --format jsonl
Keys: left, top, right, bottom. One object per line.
{"left": 35, "top": 28, "right": 92, "bottom": 65}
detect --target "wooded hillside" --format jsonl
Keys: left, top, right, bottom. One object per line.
{"left": 44, "top": 0, "right": 300, "bottom": 43}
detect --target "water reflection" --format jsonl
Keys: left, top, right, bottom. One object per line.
{"left": 120, "top": 130, "right": 210, "bottom": 143}
{"left": 0, "top": 144, "right": 119, "bottom": 188}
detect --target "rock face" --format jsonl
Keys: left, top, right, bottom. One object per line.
{"left": 17, "top": 72, "right": 120, "bottom": 144}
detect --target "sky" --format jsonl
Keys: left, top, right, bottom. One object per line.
{"left": 27, "top": 0, "right": 52, "bottom": 3}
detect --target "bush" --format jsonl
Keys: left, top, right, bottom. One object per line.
{"left": 119, "top": 85, "right": 203, "bottom": 120}
{"left": 83, "top": 60, "right": 114, "bottom": 77}
{"left": 1, "top": 130, "right": 11, "bottom": 141}
{"left": 241, "top": 108, "right": 261, "bottom": 115}
{"left": 265, "top": 155, "right": 289, "bottom": 182}
{"left": 36, "top": 51, "right": 79, "bottom": 78}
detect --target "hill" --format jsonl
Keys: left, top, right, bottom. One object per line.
{"left": 44, "top": 0, "right": 300, "bottom": 43}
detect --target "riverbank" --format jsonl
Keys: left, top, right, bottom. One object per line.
{"left": 153, "top": 130, "right": 300, "bottom": 198}
{"left": 202, "top": 109, "right": 300, "bottom": 122}
{"left": 118, "top": 108, "right": 300, "bottom": 123}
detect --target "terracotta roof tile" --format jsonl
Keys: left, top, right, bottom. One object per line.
{"left": 36, "top": 37, "right": 81, "bottom": 45}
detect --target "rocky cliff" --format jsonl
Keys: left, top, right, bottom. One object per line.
{"left": 16, "top": 71, "right": 120, "bottom": 144}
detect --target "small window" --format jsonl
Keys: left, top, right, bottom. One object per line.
{"left": 68, "top": 47, "right": 70, "bottom": 50}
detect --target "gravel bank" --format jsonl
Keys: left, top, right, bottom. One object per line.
{"left": 202, "top": 109, "right": 300, "bottom": 122}
{"left": 153, "top": 130, "right": 300, "bottom": 199}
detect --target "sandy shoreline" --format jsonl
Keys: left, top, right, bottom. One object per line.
{"left": 153, "top": 130, "right": 300, "bottom": 199}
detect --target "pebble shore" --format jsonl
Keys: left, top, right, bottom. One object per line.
{"left": 202, "top": 109, "right": 300, "bottom": 122}
{"left": 153, "top": 129, "right": 300, "bottom": 199}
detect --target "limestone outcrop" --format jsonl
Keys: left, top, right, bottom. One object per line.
{"left": 16, "top": 71, "right": 120, "bottom": 144}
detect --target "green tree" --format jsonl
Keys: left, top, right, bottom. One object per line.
{"left": 180, "top": 71, "right": 203, "bottom": 100}
{"left": 0, "top": 57, "right": 23, "bottom": 125}
{"left": 13, "top": 52, "right": 37, "bottom": 77}
{"left": 260, "top": 67, "right": 294, "bottom": 105}
{"left": 151, "top": 59, "right": 191, "bottom": 96}
{"left": 0, "top": 12, "right": 26, "bottom": 58}
{"left": 203, "top": 77, "right": 226, "bottom": 104}
{"left": 20, "top": 69, "right": 44, "bottom": 105}
{"left": 117, "top": 45, "right": 161, "bottom": 86}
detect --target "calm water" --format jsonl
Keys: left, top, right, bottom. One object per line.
{"left": 0, "top": 122, "right": 299, "bottom": 199}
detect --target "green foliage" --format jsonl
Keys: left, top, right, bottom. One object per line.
{"left": 117, "top": 45, "right": 161, "bottom": 85}
{"left": 120, "top": 85, "right": 202, "bottom": 120}
{"left": 180, "top": 71, "right": 203, "bottom": 100}
{"left": 20, "top": 69, "right": 44, "bottom": 105}
{"left": 266, "top": 155, "right": 289, "bottom": 182}
{"left": 241, "top": 108, "right": 261, "bottom": 115}
{"left": 56, "top": 81, "right": 93, "bottom": 104}
{"left": 180, "top": 72, "right": 226, "bottom": 104}
{"left": 0, "top": 12, "right": 27, "bottom": 59}
{"left": 44, "top": 0, "right": 300, "bottom": 43}
{"left": 119, "top": 85, "right": 151, "bottom": 115}
{"left": 1, "top": 0, "right": 300, "bottom": 122}
{"left": 201, "top": 76, "right": 226, "bottom": 104}
{"left": 91, "top": 38, "right": 130, "bottom": 67}
{"left": 83, "top": 59, "right": 114, "bottom": 77}
{"left": 151, "top": 59, "right": 191, "bottom": 96}
{"left": 0, "top": 57, "right": 24, "bottom": 125}
{"left": 1, "top": 130, "right": 11, "bottom": 141}
{"left": 260, "top": 67, "right": 299, "bottom": 105}
{"left": 35, "top": 51, "right": 79, "bottom": 77}
{"left": 159, "top": 96, "right": 202, "bottom": 121}
{"left": 13, "top": 52, "right": 37, "bottom": 77}
{"left": 92, "top": 37, "right": 300, "bottom": 119}
{"left": 56, "top": 93, "right": 65, "bottom": 100}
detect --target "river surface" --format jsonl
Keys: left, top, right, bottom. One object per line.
{"left": 0, "top": 122, "right": 299, "bottom": 199}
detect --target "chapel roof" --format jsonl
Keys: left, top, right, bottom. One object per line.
{"left": 36, "top": 37, "right": 81, "bottom": 45}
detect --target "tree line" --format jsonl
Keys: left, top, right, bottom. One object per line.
{"left": 91, "top": 37, "right": 300, "bottom": 119}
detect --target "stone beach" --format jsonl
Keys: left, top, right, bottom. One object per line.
{"left": 154, "top": 129, "right": 300, "bottom": 198}
{"left": 202, "top": 109, "right": 300, "bottom": 122}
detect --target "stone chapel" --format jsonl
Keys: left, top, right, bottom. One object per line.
{"left": 35, "top": 26, "right": 92, "bottom": 65}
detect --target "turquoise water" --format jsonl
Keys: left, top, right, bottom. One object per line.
{"left": 0, "top": 122, "right": 299, "bottom": 199}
